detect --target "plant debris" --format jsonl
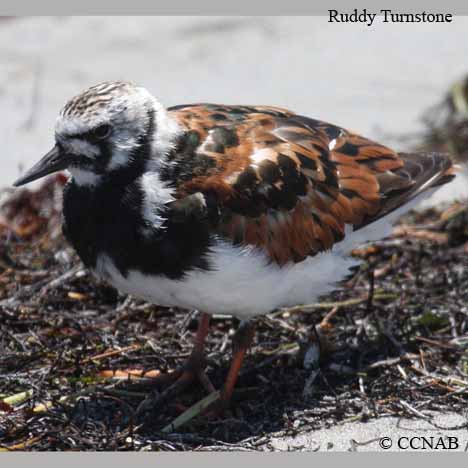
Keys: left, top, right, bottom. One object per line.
{"left": 0, "top": 172, "right": 467, "bottom": 451}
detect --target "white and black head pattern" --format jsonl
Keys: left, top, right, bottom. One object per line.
{"left": 55, "top": 81, "right": 180, "bottom": 186}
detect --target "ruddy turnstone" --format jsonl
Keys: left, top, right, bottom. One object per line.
{"left": 13, "top": 81, "right": 456, "bottom": 407}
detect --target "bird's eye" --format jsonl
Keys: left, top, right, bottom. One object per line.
{"left": 91, "top": 124, "right": 112, "bottom": 140}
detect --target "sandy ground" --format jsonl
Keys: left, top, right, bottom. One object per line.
{"left": 1, "top": 17, "right": 467, "bottom": 451}
{"left": 267, "top": 412, "right": 468, "bottom": 452}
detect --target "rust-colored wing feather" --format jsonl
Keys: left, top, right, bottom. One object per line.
{"left": 165, "top": 104, "right": 455, "bottom": 265}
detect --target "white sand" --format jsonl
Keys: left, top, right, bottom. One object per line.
{"left": 266, "top": 411, "right": 468, "bottom": 452}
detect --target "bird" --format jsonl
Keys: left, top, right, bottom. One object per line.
{"left": 13, "top": 81, "right": 456, "bottom": 409}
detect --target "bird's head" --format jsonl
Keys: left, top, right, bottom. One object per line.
{"left": 14, "top": 81, "right": 179, "bottom": 187}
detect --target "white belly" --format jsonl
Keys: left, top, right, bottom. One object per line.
{"left": 92, "top": 186, "right": 439, "bottom": 319}
{"left": 93, "top": 239, "right": 360, "bottom": 319}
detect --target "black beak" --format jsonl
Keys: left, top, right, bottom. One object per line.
{"left": 13, "top": 146, "right": 69, "bottom": 187}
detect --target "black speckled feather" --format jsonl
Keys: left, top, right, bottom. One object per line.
{"left": 161, "top": 104, "right": 455, "bottom": 265}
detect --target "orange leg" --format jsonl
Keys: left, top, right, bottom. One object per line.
{"left": 136, "top": 316, "right": 255, "bottom": 417}
{"left": 136, "top": 312, "right": 214, "bottom": 416}
{"left": 219, "top": 320, "right": 255, "bottom": 407}
{"left": 180, "top": 312, "right": 215, "bottom": 393}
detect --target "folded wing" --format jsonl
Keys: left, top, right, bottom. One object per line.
{"left": 165, "top": 104, "right": 455, "bottom": 265}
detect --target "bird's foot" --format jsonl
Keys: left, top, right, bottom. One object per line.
{"left": 135, "top": 352, "right": 215, "bottom": 420}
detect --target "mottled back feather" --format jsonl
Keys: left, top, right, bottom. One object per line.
{"left": 164, "top": 104, "right": 455, "bottom": 265}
